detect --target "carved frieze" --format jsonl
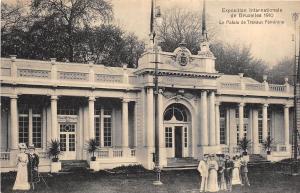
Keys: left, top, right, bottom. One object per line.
{"left": 59, "top": 71, "right": 88, "bottom": 81}
{"left": 18, "top": 69, "right": 50, "bottom": 78}
{"left": 96, "top": 74, "right": 123, "bottom": 83}
{"left": 57, "top": 115, "right": 78, "bottom": 123}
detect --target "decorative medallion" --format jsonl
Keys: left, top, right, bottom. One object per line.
{"left": 176, "top": 48, "right": 190, "bottom": 66}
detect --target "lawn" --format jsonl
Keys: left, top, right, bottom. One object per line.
{"left": 1, "top": 167, "right": 300, "bottom": 193}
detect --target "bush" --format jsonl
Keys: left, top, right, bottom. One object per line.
{"left": 48, "top": 139, "right": 61, "bottom": 162}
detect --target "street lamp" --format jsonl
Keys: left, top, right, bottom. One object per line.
{"left": 292, "top": 12, "right": 299, "bottom": 175}
{"left": 151, "top": 0, "right": 163, "bottom": 185}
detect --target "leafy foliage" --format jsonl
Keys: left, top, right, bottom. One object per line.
{"left": 30, "top": 0, "right": 113, "bottom": 62}
{"left": 1, "top": 2, "right": 144, "bottom": 67}
{"left": 238, "top": 137, "right": 251, "bottom": 152}
{"left": 157, "top": 8, "right": 217, "bottom": 54}
{"left": 262, "top": 136, "right": 274, "bottom": 152}
{"left": 267, "top": 57, "right": 294, "bottom": 84}
{"left": 86, "top": 138, "right": 99, "bottom": 158}
{"left": 48, "top": 139, "right": 61, "bottom": 161}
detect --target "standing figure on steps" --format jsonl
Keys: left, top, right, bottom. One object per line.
{"left": 27, "top": 144, "right": 40, "bottom": 190}
{"left": 240, "top": 156, "right": 250, "bottom": 187}
{"left": 231, "top": 155, "right": 242, "bottom": 185}
{"left": 197, "top": 154, "right": 209, "bottom": 192}
{"left": 224, "top": 155, "right": 234, "bottom": 192}
{"left": 206, "top": 154, "right": 219, "bottom": 192}
{"left": 217, "top": 155, "right": 227, "bottom": 191}
{"left": 13, "top": 143, "right": 30, "bottom": 191}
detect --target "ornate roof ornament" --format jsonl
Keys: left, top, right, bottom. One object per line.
{"left": 173, "top": 38, "right": 191, "bottom": 67}
{"left": 197, "top": 0, "right": 214, "bottom": 58}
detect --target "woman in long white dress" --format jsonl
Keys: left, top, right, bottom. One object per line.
{"left": 13, "top": 143, "right": 30, "bottom": 191}
{"left": 206, "top": 155, "right": 219, "bottom": 192}
{"left": 231, "top": 155, "right": 242, "bottom": 185}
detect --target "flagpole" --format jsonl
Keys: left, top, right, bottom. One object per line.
{"left": 152, "top": 0, "right": 163, "bottom": 185}
{"left": 292, "top": 12, "right": 299, "bottom": 175}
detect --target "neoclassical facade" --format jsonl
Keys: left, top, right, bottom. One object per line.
{"left": 0, "top": 40, "right": 295, "bottom": 172}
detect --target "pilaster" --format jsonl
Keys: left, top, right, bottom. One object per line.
{"left": 10, "top": 95, "right": 18, "bottom": 150}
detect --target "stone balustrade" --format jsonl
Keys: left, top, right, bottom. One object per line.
{"left": 0, "top": 58, "right": 133, "bottom": 88}
{"left": 95, "top": 148, "right": 136, "bottom": 159}
{"left": 0, "top": 152, "right": 10, "bottom": 160}
{"left": 271, "top": 144, "right": 288, "bottom": 152}
{"left": 218, "top": 82, "right": 292, "bottom": 95}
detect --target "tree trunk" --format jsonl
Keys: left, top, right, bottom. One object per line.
{"left": 67, "top": 22, "right": 73, "bottom": 62}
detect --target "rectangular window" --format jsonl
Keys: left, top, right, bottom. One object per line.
{"left": 258, "top": 110, "right": 263, "bottom": 143}
{"left": 58, "top": 105, "right": 78, "bottom": 115}
{"left": 60, "top": 134, "right": 66, "bottom": 151}
{"left": 220, "top": 120, "right": 226, "bottom": 144}
{"left": 258, "top": 120, "right": 263, "bottom": 143}
{"left": 243, "top": 124, "right": 247, "bottom": 138}
{"left": 19, "top": 115, "right": 29, "bottom": 145}
{"left": 220, "top": 108, "right": 226, "bottom": 144}
{"left": 244, "top": 109, "right": 249, "bottom": 118}
{"left": 184, "top": 127, "right": 188, "bottom": 148}
{"left": 165, "top": 127, "right": 172, "bottom": 148}
{"left": 95, "top": 117, "right": 101, "bottom": 145}
{"left": 32, "top": 114, "right": 42, "bottom": 148}
{"left": 235, "top": 108, "right": 239, "bottom": 118}
{"left": 236, "top": 125, "right": 240, "bottom": 143}
{"left": 103, "top": 109, "right": 112, "bottom": 147}
{"left": 19, "top": 105, "right": 29, "bottom": 145}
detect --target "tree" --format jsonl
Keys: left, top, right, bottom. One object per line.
{"left": 211, "top": 42, "right": 268, "bottom": 81}
{"left": 157, "top": 8, "right": 217, "bottom": 54}
{"left": 31, "top": 0, "right": 113, "bottom": 62}
{"left": 90, "top": 25, "right": 144, "bottom": 67}
{"left": 156, "top": 8, "right": 268, "bottom": 81}
{"left": 1, "top": 2, "right": 26, "bottom": 33}
{"left": 267, "top": 57, "right": 294, "bottom": 84}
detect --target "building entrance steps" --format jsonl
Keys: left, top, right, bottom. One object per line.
{"left": 61, "top": 160, "right": 90, "bottom": 172}
{"left": 163, "top": 157, "right": 199, "bottom": 171}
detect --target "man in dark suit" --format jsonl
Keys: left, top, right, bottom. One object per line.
{"left": 240, "top": 156, "right": 250, "bottom": 186}
{"left": 27, "top": 144, "right": 39, "bottom": 190}
{"left": 224, "top": 155, "right": 234, "bottom": 192}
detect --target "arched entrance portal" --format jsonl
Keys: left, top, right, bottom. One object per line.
{"left": 163, "top": 103, "right": 191, "bottom": 158}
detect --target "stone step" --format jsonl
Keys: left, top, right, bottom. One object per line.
{"left": 61, "top": 160, "right": 89, "bottom": 172}
{"left": 163, "top": 165, "right": 197, "bottom": 171}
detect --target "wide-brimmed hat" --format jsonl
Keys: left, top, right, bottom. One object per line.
{"left": 18, "top": 143, "right": 27, "bottom": 149}
{"left": 28, "top": 144, "right": 35, "bottom": 149}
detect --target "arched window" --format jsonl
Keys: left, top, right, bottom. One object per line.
{"left": 164, "top": 103, "right": 188, "bottom": 122}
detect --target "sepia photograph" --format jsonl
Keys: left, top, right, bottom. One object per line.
{"left": 0, "top": 0, "right": 300, "bottom": 192}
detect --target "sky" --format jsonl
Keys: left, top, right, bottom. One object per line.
{"left": 4, "top": 0, "right": 300, "bottom": 66}
{"left": 111, "top": 0, "right": 300, "bottom": 66}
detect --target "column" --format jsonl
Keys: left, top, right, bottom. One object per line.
{"left": 284, "top": 105, "right": 290, "bottom": 145}
{"left": 201, "top": 91, "right": 208, "bottom": 146}
{"left": 122, "top": 99, "right": 129, "bottom": 147}
{"left": 158, "top": 89, "right": 166, "bottom": 166}
{"left": 10, "top": 95, "right": 18, "bottom": 150}
{"left": 100, "top": 109, "right": 104, "bottom": 147}
{"left": 252, "top": 109, "right": 259, "bottom": 154}
{"left": 133, "top": 101, "right": 138, "bottom": 147}
{"left": 51, "top": 95, "right": 58, "bottom": 139}
{"left": 28, "top": 108, "right": 33, "bottom": 145}
{"left": 239, "top": 103, "right": 244, "bottom": 140}
{"left": 215, "top": 102, "right": 220, "bottom": 145}
{"left": 88, "top": 96, "right": 95, "bottom": 139}
{"left": 146, "top": 88, "right": 154, "bottom": 148}
{"left": 209, "top": 91, "right": 216, "bottom": 145}
{"left": 262, "top": 104, "right": 268, "bottom": 140}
